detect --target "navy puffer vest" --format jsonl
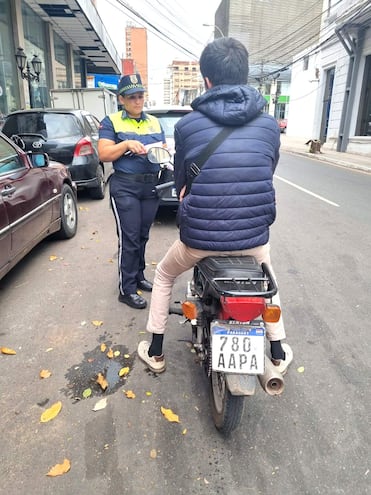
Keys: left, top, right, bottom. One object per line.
{"left": 174, "top": 85, "right": 280, "bottom": 251}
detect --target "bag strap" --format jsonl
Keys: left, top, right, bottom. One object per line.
{"left": 186, "top": 127, "right": 235, "bottom": 194}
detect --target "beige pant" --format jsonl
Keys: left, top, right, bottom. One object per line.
{"left": 147, "top": 240, "right": 286, "bottom": 341}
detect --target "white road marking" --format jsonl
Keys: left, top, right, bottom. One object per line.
{"left": 275, "top": 176, "right": 340, "bottom": 207}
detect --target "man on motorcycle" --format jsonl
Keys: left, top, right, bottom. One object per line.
{"left": 138, "top": 37, "right": 293, "bottom": 374}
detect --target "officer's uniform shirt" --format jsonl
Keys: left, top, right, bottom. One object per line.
{"left": 99, "top": 110, "right": 165, "bottom": 174}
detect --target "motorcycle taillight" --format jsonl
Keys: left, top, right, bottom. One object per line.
{"left": 219, "top": 296, "right": 265, "bottom": 322}
{"left": 74, "top": 137, "right": 94, "bottom": 156}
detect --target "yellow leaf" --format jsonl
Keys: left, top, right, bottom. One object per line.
{"left": 91, "top": 320, "right": 103, "bottom": 327}
{"left": 49, "top": 255, "right": 58, "bottom": 261}
{"left": 150, "top": 449, "right": 157, "bottom": 459}
{"left": 160, "top": 406, "right": 180, "bottom": 423}
{"left": 108, "top": 258, "right": 113, "bottom": 263}
{"left": 151, "top": 261, "right": 157, "bottom": 265}
{"left": 1, "top": 347, "right": 16, "bottom": 355}
{"left": 124, "top": 390, "right": 136, "bottom": 399}
{"left": 182, "top": 428, "right": 187, "bottom": 435}
{"left": 46, "top": 458, "right": 71, "bottom": 477}
{"left": 106, "top": 348, "right": 114, "bottom": 359}
{"left": 96, "top": 373, "right": 108, "bottom": 391}
{"left": 145, "top": 391, "right": 152, "bottom": 396}
{"left": 100, "top": 343, "right": 107, "bottom": 352}
{"left": 124, "top": 354, "right": 130, "bottom": 359}
{"left": 119, "top": 367, "right": 130, "bottom": 377}
{"left": 297, "top": 366, "right": 305, "bottom": 373}
{"left": 137, "top": 290, "right": 143, "bottom": 295}
{"left": 114, "top": 350, "right": 120, "bottom": 357}
{"left": 39, "top": 369, "right": 52, "bottom": 379}
{"left": 82, "top": 388, "right": 92, "bottom": 399}
{"left": 40, "top": 401, "right": 62, "bottom": 423}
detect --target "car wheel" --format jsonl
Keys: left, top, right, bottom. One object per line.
{"left": 56, "top": 184, "right": 78, "bottom": 239}
{"left": 89, "top": 165, "right": 105, "bottom": 200}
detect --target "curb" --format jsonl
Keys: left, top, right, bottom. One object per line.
{"left": 281, "top": 148, "right": 371, "bottom": 174}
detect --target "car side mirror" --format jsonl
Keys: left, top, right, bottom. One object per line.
{"left": 30, "top": 152, "right": 49, "bottom": 168}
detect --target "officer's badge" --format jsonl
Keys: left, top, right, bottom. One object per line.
{"left": 130, "top": 75, "right": 138, "bottom": 84}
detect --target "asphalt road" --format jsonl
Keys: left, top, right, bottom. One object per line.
{"left": 0, "top": 153, "right": 370, "bottom": 495}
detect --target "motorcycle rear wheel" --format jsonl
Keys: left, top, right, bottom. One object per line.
{"left": 210, "top": 371, "right": 244, "bottom": 435}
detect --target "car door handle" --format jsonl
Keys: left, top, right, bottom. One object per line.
{"left": 1, "top": 185, "right": 16, "bottom": 197}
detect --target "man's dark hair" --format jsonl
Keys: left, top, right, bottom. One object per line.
{"left": 199, "top": 37, "right": 249, "bottom": 86}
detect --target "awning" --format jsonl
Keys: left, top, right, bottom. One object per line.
{"left": 24, "top": 0, "right": 121, "bottom": 74}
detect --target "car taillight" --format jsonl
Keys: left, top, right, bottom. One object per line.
{"left": 74, "top": 137, "right": 94, "bottom": 157}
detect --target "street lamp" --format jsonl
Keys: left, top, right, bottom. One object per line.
{"left": 202, "top": 23, "right": 225, "bottom": 38}
{"left": 15, "top": 47, "right": 42, "bottom": 108}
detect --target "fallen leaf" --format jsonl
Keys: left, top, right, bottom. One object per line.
{"left": 96, "top": 373, "right": 108, "bottom": 391}
{"left": 39, "top": 369, "right": 52, "bottom": 379}
{"left": 151, "top": 261, "right": 157, "bottom": 265}
{"left": 49, "top": 255, "right": 58, "bottom": 261}
{"left": 119, "top": 367, "right": 130, "bottom": 377}
{"left": 145, "top": 391, "right": 152, "bottom": 397}
{"left": 182, "top": 428, "right": 187, "bottom": 435}
{"left": 91, "top": 320, "right": 103, "bottom": 327}
{"left": 40, "top": 401, "right": 62, "bottom": 423}
{"left": 82, "top": 388, "right": 92, "bottom": 399}
{"left": 106, "top": 348, "right": 114, "bottom": 359}
{"left": 114, "top": 350, "right": 120, "bottom": 357}
{"left": 100, "top": 343, "right": 107, "bottom": 352}
{"left": 108, "top": 258, "right": 113, "bottom": 263}
{"left": 1, "top": 347, "right": 16, "bottom": 355}
{"left": 150, "top": 449, "right": 157, "bottom": 459}
{"left": 45, "top": 347, "right": 53, "bottom": 352}
{"left": 46, "top": 458, "right": 71, "bottom": 477}
{"left": 124, "top": 390, "right": 136, "bottom": 399}
{"left": 92, "top": 398, "right": 107, "bottom": 411}
{"left": 297, "top": 366, "right": 305, "bottom": 373}
{"left": 124, "top": 354, "right": 130, "bottom": 359}
{"left": 160, "top": 406, "right": 180, "bottom": 423}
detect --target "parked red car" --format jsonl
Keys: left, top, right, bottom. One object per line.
{"left": 277, "top": 118, "right": 287, "bottom": 133}
{"left": 0, "top": 132, "right": 78, "bottom": 281}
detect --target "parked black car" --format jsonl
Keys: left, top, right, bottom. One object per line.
{"left": 2, "top": 109, "right": 112, "bottom": 199}
{"left": 0, "top": 131, "right": 78, "bottom": 281}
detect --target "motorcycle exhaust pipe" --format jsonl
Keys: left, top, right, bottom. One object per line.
{"left": 258, "top": 355, "right": 285, "bottom": 396}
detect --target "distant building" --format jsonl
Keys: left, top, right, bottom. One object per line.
{"left": 125, "top": 26, "right": 148, "bottom": 94}
{"left": 215, "top": 0, "right": 323, "bottom": 120}
{"left": 167, "top": 61, "right": 202, "bottom": 105}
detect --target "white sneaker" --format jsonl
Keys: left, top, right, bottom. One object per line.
{"left": 137, "top": 341, "right": 166, "bottom": 373}
{"left": 271, "top": 343, "right": 293, "bottom": 376}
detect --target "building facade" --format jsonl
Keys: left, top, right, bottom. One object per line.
{"left": 0, "top": 0, "right": 120, "bottom": 122}
{"left": 288, "top": 0, "right": 371, "bottom": 155}
{"left": 167, "top": 60, "right": 203, "bottom": 105}
{"left": 215, "top": 0, "right": 323, "bottom": 120}
{"left": 125, "top": 26, "right": 148, "bottom": 93}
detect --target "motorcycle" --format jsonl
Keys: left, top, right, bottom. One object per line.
{"left": 152, "top": 149, "right": 285, "bottom": 435}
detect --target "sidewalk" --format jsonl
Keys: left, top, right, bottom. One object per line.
{"left": 280, "top": 134, "right": 371, "bottom": 173}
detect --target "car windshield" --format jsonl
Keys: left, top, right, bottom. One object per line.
{"left": 151, "top": 113, "right": 186, "bottom": 138}
{"left": 4, "top": 113, "right": 80, "bottom": 139}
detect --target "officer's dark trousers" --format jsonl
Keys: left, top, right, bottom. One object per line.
{"left": 110, "top": 172, "right": 159, "bottom": 295}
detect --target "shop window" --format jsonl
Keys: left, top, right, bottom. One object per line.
{"left": 54, "top": 32, "right": 69, "bottom": 89}
{"left": 356, "top": 55, "right": 371, "bottom": 136}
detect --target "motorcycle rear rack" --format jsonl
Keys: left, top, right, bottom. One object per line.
{"left": 196, "top": 256, "right": 278, "bottom": 298}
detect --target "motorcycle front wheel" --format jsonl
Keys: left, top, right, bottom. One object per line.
{"left": 210, "top": 371, "right": 244, "bottom": 435}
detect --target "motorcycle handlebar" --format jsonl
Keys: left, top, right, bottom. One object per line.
{"left": 155, "top": 180, "right": 175, "bottom": 192}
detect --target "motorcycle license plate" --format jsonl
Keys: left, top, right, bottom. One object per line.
{"left": 211, "top": 321, "right": 265, "bottom": 374}
{"left": 171, "top": 187, "right": 177, "bottom": 198}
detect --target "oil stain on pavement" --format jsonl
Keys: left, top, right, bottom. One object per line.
{"left": 62, "top": 341, "right": 135, "bottom": 402}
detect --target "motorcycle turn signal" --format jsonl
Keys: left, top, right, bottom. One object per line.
{"left": 263, "top": 304, "right": 281, "bottom": 323}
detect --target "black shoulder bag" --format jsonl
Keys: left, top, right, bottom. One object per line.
{"left": 185, "top": 126, "right": 234, "bottom": 195}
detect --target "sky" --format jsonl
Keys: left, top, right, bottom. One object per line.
{"left": 95, "top": 0, "right": 222, "bottom": 102}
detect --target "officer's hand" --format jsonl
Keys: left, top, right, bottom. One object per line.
{"left": 125, "top": 140, "right": 146, "bottom": 154}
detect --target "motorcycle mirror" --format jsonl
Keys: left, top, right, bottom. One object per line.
{"left": 147, "top": 147, "right": 171, "bottom": 164}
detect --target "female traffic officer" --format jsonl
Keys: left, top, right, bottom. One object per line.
{"left": 98, "top": 74, "right": 165, "bottom": 309}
